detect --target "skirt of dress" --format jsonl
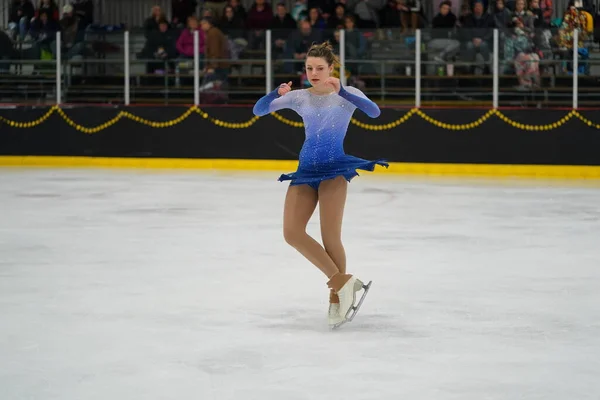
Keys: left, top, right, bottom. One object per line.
{"left": 278, "top": 154, "right": 389, "bottom": 190}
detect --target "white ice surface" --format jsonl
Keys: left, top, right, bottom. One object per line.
{"left": 1, "top": 169, "right": 599, "bottom": 400}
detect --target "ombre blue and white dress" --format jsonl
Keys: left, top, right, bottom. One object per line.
{"left": 253, "top": 85, "right": 388, "bottom": 190}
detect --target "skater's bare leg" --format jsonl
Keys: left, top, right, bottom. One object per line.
{"left": 283, "top": 184, "right": 339, "bottom": 278}
{"left": 318, "top": 176, "right": 347, "bottom": 275}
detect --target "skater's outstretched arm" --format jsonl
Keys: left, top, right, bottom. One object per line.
{"left": 252, "top": 89, "right": 296, "bottom": 117}
{"left": 338, "top": 86, "right": 381, "bottom": 118}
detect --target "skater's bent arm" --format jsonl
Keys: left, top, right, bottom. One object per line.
{"left": 338, "top": 86, "right": 381, "bottom": 118}
{"left": 252, "top": 89, "right": 295, "bottom": 116}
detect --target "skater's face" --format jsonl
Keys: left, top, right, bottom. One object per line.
{"left": 305, "top": 57, "right": 333, "bottom": 87}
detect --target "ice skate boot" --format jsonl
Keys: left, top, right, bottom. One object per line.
{"left": 328, "top": 290, "right": 344, "bottom": 328}
{"left": 327, "top": 273, "right": 372, "bottom": 329}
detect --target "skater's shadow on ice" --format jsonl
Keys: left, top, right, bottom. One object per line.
{"left": 255, "top": 311, "right": 414, "bottom": 335}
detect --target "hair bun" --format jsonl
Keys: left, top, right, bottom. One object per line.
{"left": 306, "top": 41, "right": 340, "bottom": 66}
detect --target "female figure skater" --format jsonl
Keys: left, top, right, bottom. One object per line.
{"left": 252, "top": 42, "right": 387, "bottom": 328}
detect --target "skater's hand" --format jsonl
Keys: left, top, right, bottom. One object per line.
{"left": 278, "top": 81, "right": 292, "bottom": 96}
{"left": 325, "top": 77, "right": 341, "bottom": 94}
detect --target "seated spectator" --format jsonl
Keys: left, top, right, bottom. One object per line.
{"left": 220, "top": 5, "right": 246, "bottom": 38}
{"left": 291, "top": 0, "right": 308, "bottom": 21}
{"left": 246, "top": 0, "right": 273, "bottom": 49}
{"left": 344, "top": 15, "right": 366, "bottom": 59}
{"left": 504, "top": 17, "right": 540, "bottom": 89}
{"left": 33, "top": 0, "right": 59, "bottom": 24}
{"left": 397, "top": 0, "right": 422, "bottom": 33}
{"left": 532, "top": 0, "right": 552, "bottom": 26}
{"left": 172, "top": 0, "right": 198, "bottom": 28}
{"left": 353, "top": 0, "right": 381, "bottom": 29}
{"left": 220, "top": 5, "right": 247, "bottom": 59}
{"left": 512, "top": 0, "right": 534, "bottom": 30}
{"left": 176, "top": 15, "right": 205, "bottom": 63}
{"left": 308, "top": 0, "right": 336, "bottom": 19}
{"left": 284, "top": 18, "right": 322, "bottom": 73}
{"left": 337, "top": 15, "right": 366, "bottom": 73}
{"left": 203, "top": 0, "right": 227, "bottom": 20}
{"left": 140, "top": 18, "right": 177, "bottom": 73}
{"left": 29, "top": 10, "right": 59, "bottom": 60}
{"left": 200, "top": 16, "right": 230, "bottom": 83}
{"left": 71, "top": 0, "right": 94, "bottom": 31}
{"left": 229, "top": 0, "right": 247, "bottom": 20}
{"left": 307, "top": 7, "right": 327, "bottom": 30}
{"left": 460, "top": 1, "right": 493, "bottom": 73}
{"left": 529, "top": 0, "right": 552, "bottom": 51}
{"left": 144, "top": 5, "right": 167, "bottom": 38}
{"left": 567, "top": 0, "right": 593, "bottom": 15}
{"left": 8, "top": 0, "right": 35, "bottom": 41}
{"left": 271, "top": 3, "right": 297, "bottom": 55}
{"left": 492, "top": 0, "right": 513, "bottom": 33}
{"left": 0, "top": 30, "right": 17, "bottom": 73}
{"left": 458, "top": 0, "right": 472, "bottom": 26}
{"left": 56, "top": 4, "right": 86, "bottom": 60}
{"left": 429, "top": 1, "right": 460, "bottom": 64}
{"left": 529, "top": 0, "right": 543, "bottom": 27}
{"left": 329, "top": 3, "right": 347, "bottom": 29}
{"left": 557, "top": 4, "right": 589, "bottom": 49}
{"left": 378, "top": 0, "right": 402, "bottom": 30}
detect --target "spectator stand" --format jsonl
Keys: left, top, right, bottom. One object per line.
{"left": 2, "top": 0, "right": 600, "bottom": 107}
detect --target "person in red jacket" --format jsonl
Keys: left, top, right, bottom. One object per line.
{"left": 176, "top": 15, "right": 206, "bottom": 64}
{"left": 33, "top": 0, "right": 59, "bottom": 23}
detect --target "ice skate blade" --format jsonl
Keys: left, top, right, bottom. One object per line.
{"left": 330, "top": 281, "right": 372, "bottom": 330}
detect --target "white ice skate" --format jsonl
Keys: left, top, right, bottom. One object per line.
{"left": 331, "top": 278, "right": 372, "bottom": 329}
{"left": 328, "top": 302, "right": 344, "bottom": 327}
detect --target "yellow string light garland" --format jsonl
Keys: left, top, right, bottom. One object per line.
{"left": 0, "top": 105, "right": 598, "bottom": 132}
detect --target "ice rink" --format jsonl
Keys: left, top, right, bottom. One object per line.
{"left": 1, "top": 168, "right": 599, "bottom": 400}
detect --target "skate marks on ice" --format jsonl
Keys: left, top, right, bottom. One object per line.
{"left": 251, "top": 307, "right": 418, "bottom": 335}
{"left": 2, "top": 170, "right": 600, "bottom": 400}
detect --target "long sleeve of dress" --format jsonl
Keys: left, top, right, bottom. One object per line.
{"left": 338, "top": 86, "right": 381, "bottom": 118}
{"left": 252, "top": 89, "right": 296, "bottom": 116}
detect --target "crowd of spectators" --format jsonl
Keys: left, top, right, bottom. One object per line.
{"left": 2, "top": 0, "right": 598, "bottom": 90}
{"left": 1, "top": 0, "right": 93, "bottom": 72}
{"left": 428, "top": 0, "right": 596, "bottom": 89}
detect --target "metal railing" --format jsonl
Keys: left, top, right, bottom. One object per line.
{"left": 0, "top": 28, "right": 595, "bottom": 107}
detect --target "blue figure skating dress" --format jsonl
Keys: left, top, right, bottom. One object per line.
{"left": 252, "top": 85, "right": 388, "bottom": 190}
